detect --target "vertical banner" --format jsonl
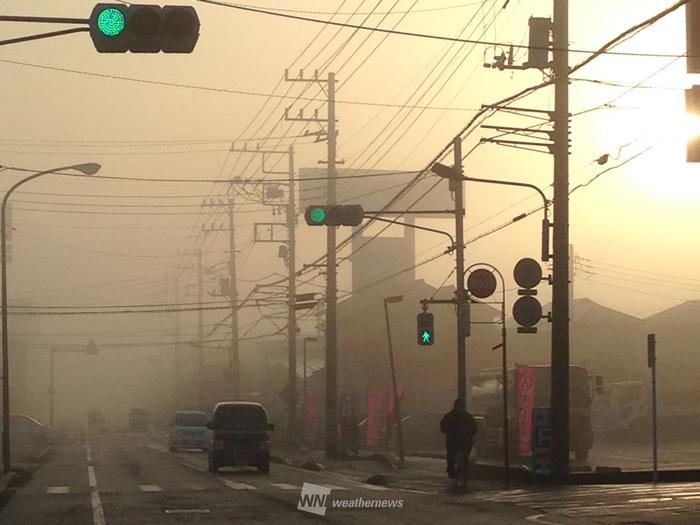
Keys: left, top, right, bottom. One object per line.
{"left": 303, "top": 395, "right": 318, "bottom": 446}
{"left": 386, "top": 385, "right": 405, "bottom": 437}
{"left": 516, "top": 365, "right": 537, "bottom": 455}
{"left": 366, "top": 389, "right": 386, "bottom": 448}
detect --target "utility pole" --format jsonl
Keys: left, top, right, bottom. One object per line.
{"left": 287, "top": 145, "right": 298, "bottom": 443}
{"left": 227, "top": 198, "right": 240, "bottom": 399}
{"left": 453, "top": 137, "right": 468, "bottom": 405}
{"left": 551, "top": 0, "right": 571, "bottom": 479}
{"left": 325, "top": 72, "right": 338, "bottom": 458}
{"left": 201, "top": 199, "right": 240, "bottom": 399}
{"left": 284, "top": 69, "right": 338, "bottom": 457}
{"left": 173, "top": 272, "right": 182, "bottom": 410}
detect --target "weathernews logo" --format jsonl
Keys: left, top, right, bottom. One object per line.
{"left": 297, "top": 482, "right": 404, "bottom": 516}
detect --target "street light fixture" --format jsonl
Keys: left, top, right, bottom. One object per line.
{"left": 383, "top": 294, "right": 405, "bottom": 467}
{"left": 2, "top": 163, "right": 101, "bottom": 474}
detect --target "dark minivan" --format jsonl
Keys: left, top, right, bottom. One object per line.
{"left": 207, "top": 401, "right": 274, "bottom": 473}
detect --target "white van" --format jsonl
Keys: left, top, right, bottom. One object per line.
{"left": 168, "top": 410, "right": 208, "bottom": 451}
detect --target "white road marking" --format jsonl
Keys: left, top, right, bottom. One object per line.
{"left": 164, "top": 509, "right": 211, "bottom": 514}
{"left": 139, "top": 484, "right": 163, "bottom": 492}
{"left": 628, "top": 497, "right": 673, "bottom": 503}
{"left": 88, "top": 466, "right": 98, "bottom": 488}
{"left": 526, "top": 515, "right": 568, "bottom": 525}
{"left": 46, "top": 486, "right": 70, "bottom": 494}
{"left": 357, "top": 483, "right": 390, "bottom": 491}
{"left": 269, "top": 482, "right": 301, "bottom": 490}
{"left": 317, "top": 484, "right": 348, "bottom": 490}
{"left": 220, "top": 479, "right": 257, "bottom": 491}
{"left": 91, "top": 491, "right": 107, "bottom": 525}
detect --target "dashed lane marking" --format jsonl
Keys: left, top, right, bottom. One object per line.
{"left": 46, "top": 486, "right": 70, "bottom": 494}
{"left": 357, "top": 483, "right": 390, "bottom": 491}
{"left": 139, "top": 484, "right": 163, "bottom": 492}
{"left": 220, "top": 479, "right": 257, "bottom": 491}
{"left": 88, "top": 466, "right": 98, "bottom": 488}
{"left": 269, "top": 482, "right": 301, "bottom": 490}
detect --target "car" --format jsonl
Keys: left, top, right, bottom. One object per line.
{"left": 128, "top": 408, "right": 149, "bottom": 432}
{"left": 0, "top": 414, "right": 55, "bottom": 461}
{"left": 168, "top": 410, "right": 208, "bottom": 451}
{"left": 207, "top": 401, "right": 274, "bottom": 474}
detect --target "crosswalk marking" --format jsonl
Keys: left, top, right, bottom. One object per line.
{"left": 269, "top": 482, "right": 301, "bottom": 490}
{"left": 220, "top": 479, "right": 257, "bottom": 491}
{"left": 139, "top": 484, "right": 163, "bottom": 492}
{"left": 46, "top": 486, "right": 70, "bottom": 494}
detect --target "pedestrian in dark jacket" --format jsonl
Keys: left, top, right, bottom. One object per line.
{"left": 440, "top": 399, "right": 477, "bottom": 479}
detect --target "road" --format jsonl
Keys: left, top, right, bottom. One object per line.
{"left": 3, "top": 428, "right": 700, "bottom": 524}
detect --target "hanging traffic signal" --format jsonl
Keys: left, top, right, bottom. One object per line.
{"left": 686, "top": 86, "right": 700, "bottom": 162}
{"left": 89, "top": 3, "right": 199, "bottom": 53}
{"left": 417, "top": 312, "right": 434, "bottom": 346}
{"left": 304, "top": 205, "right": 364, "bottom": 226}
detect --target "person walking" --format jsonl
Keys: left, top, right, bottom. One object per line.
{"left": 440, "top": 399, "right": 477, "bottom": 483}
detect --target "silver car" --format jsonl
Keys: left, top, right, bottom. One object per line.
{"left": 168, "top": 410, "right": 208, "bottom": 451}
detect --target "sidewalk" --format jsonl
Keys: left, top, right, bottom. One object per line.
{"left": 271, "top": 448, "right": 504, "bottom": 493}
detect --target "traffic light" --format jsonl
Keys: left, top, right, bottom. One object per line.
{"left": 512, "top": 257, "right": 544, "bottom": 334}
{"left": 688, "top": 0, "right": 700, "bottom": 73}
{"left": 89, "top": 3, "right": 199, "bottom": 53}
{"left": 417, "top": 312, "right": 434, "bottom": 346}
{"left": 304, "top": 205, "right": 364, "bottom": 226}
{"left": 686, "top": 86, "right": 700, "bottom": 162}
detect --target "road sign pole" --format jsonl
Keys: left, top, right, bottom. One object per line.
{"left": 648, "top": 333, "right": 658, "bottom": 483}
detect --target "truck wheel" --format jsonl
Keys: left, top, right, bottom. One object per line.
{"left": 208, "top": 456, "right": 219, "bottom": 473}
{"left": 257, "top": 458, "right": 270, "bottom": 474}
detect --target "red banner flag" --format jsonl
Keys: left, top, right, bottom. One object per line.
{"left": 366, "top": 389, "right": 386, "bottom": 448}
{"left": 303, "top": 395, "right": 318, "bottom": 446}
{"left": 516, "top": 365, "right": 537, "bottom": 455}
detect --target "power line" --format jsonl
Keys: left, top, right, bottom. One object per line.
{"left": 228, "top": 1, "right": 489, "bottom": 16}
{"left": 196, "top": 0, "right": 688, "bottom": 59}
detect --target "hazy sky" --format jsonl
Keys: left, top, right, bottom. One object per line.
{"left": 1, "top": 0, "right": 698, "bottom": 363}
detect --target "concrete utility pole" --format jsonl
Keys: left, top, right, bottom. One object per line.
{"left": 287, "top": 145, "right": 298, "bottom": 442}
{"left": 283, "top": 69, "right": 338, "bottom": 457}
{"left": 325, "top": 72, "right": 338, "bottom": 458}
{"left": 227, "top": 198, "right": 240, "bottom": 399}
{"left": 453, "top": 137, "right": 468, "bottom": 405}
{"left": 173, "top": 273, "right": 182, "bottom": 410}
{"left": 550, "top": 0, "right": 571, "bottom": 479}
{"left": 201, "top": 199, "right": 241, "bottom": 399}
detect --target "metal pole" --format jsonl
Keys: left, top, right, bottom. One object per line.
{"left": 173, "top": 273, "right": 181, "bottom": 410}
{"left": 228, "top": 198, "right": 240, "bottom": 399}
{"left": 383, "top": 298, "right": 405, "bottom": 467}
{"left": 0, "top": 163, "right": 100, "bottom": 474}
{"left": 303, "top": 339, "right": 308, "bottom": 430}
{"left": 453, "top": 137, "right": 467, "bottom": 405}
{"left": 501, "top": 279, "right": 510, "bottom": 489}
{"left": 325, "top": 72, "right": 338, "bottom": 458}
{"left": 551, "top": 0, "right": 571, "bottom": 480}
{"left": 287, "top": 145, "right": 297, "bottom": 444}
{"left": 49, "top": 348, "right": 55, "bottom": 428}
{"left": 197, "top": 250, "right": 205, "bottom": 409}
{"left": 649, "top": 333, "right": 658, "bottom": 483}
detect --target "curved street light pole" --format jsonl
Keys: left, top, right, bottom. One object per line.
{"left": 465, "top": 262, "right": 509, "bottom": 489}
{"left": 2, "top": 163, "right": 101, "bottom": 474}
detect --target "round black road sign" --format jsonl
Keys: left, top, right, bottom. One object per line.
{"left": 467, "top": 268, "right": 497, "bottom": 299}
{"left": 512, "top": 296, "right": 543, "bottom": 327}
{"left": 513, "top": 257, "right": 543, "bottom": 289}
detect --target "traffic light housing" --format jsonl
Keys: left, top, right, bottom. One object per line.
{"left": 304, "top": 205, "right": 364, "bottom": 226}
{"left": 89, "top": 3, "right": 200, "bottom": 53}
{"left": 512, "top": 258, "right": 544, "bottom": 334}
{"left": 686, "top": 86, "right": 700, "bottom": 162}
{"left": 417, "top": 312, "right": 434, "bottom": 346}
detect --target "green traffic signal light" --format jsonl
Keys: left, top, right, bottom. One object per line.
{"left": 309, "top": 207, "right": 326, "bottom": 225}
{"left": 420, "top": 330, "right": 432, "bottom": 345}
{"left": 97, "top": 7, "right": 126, "bottom": 36}
{"left": 417, "top": 311, "right": 434, "bottom": 346}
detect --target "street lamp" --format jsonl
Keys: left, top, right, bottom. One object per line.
{"left": 383, "top": 295, "right": 405, "bottom": 467}
{"left": 2, "top": 163, "right": 101, "bottom": 473}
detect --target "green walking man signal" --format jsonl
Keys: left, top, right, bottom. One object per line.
{"left": 417, "top": 312, "right": 434, "bottom": 346}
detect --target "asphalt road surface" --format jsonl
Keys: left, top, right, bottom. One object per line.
{"left": 3, "top": 428, "right": 700, "bottom": 524}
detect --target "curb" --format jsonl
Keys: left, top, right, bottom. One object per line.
{"left": 0, "top": 471, "right": 16, "bottom": 497}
